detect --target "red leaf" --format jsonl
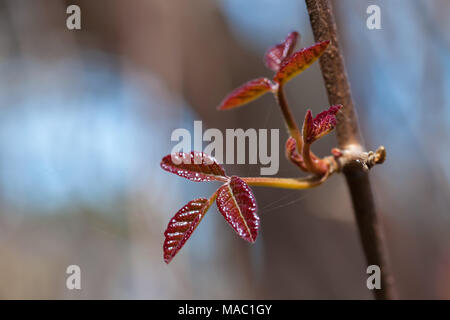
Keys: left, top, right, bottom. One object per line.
{"left": 161, "top": 152, "right": 228, "bottom": 182}
{"left": 273, "top": 40, "right": 330, "bottom": 84}
{"left": 163, "top": 198, "right": 213, "bottom": 263}
{"left": 302, "top": 105, "right": 342, "bottom": 144}
{"left": 217, "top": 78, "right": 274, "bottom": 110}
{"left": 285, "top": 137, "right": 307, "bottom": 170}
{"left": 216, "top": 176, "right": 259, "bottom": 243}
{"left": 264, "top": 31, "right": 300, "bottom": 72}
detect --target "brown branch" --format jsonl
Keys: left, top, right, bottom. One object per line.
{"left": 305, "top": 0, "right": 397, "bottom": 299}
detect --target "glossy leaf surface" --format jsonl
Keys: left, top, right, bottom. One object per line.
{"left": 163, "top": 198, "right": 212, "bottom": 264}
{"left": 302, "top": 105, "right": 342, "bottom": 144}
{"left": 161, "top": 152, "right": 227, "bottom": 182}
{"left": 273, "top": 40, "right": 330, "bottom": 84}
{"left": 217, "top": 78, "right": 274, "bottom": 110}
{"left": 216, "top": 176, "right": 259, "bottom": 242}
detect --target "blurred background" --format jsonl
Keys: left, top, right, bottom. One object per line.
{"left": 0, "top": 0, "right": 448, "bottom": 299}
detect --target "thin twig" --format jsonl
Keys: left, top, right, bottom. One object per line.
{"left": 275, "top": 85, "right": 304, "bottom": 153}
{"left": 305, "top": 0, "right": 397, "bottom": 299}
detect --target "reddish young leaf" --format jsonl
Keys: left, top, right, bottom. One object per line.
{"left": 216, "top": 176, "right": 259, "bottom": 243}
{"left": 217, "top": 78, "right": 274, "bottom": 110}
{"left": 331, "top": 148, "right": 343, "bottom": 157}
{"left": 302, "top": 105, "right": 342, "bottom": 144}
{"left": 264, "top": 31, "right": 300, "bottom": 72}
{"left": 163, "top": 198, "right": 213, "bottom": 263}
{"left": 161, "top": 152, "right": 228, "bottom": 182}
{"left": 273, "top": 40, "right": 330, "bottom": 84}
{"left": 285, "top": 137, "right": 307, "bottom": 171}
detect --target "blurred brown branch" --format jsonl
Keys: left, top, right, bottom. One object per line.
{"left": 305, "top": 0, "right": 397, "bottom": 300}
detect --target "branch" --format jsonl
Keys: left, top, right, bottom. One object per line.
{"left": 305, "top": 0, "right": 397, "bottom": 299}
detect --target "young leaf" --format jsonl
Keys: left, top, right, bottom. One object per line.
{"left": 161, "top": 152, "right": 228, "bottom": 182}
{"left": 285, "top": 136, "right": 307, "bottom": 171}
{"left": 302, "top": 105, "right": 342, "bottom": 144}
{"left": 273, "top": 40, "right": 330, "bottom": 84}
{"left": 264, "top": 31, "right": 299, "bottom": 72}
{"left": 217, "top": 78, "right": 274, "bottom": 110}
{"left": 163, "top": 198, "right": 213, "bottom": 263}
{"left": 216, "top": 176, "right": 259, "bottom": 243}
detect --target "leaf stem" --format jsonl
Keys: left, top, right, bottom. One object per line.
{"left": 242, "top": 172, "right": 328, "bottom": 189}
{"left": 301, "top": 142, "right": 329, "bottom": 175}
{"left": 274, "top": 85, "right": 303, "bottom": 154}
{"left": 208, "top": 189, "right": 219, "bottom": 205}
{"left": 275, "top": 85, "right": 325, "bottom": 173}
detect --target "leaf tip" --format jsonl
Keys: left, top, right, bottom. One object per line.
{"left": 217, "top": 78, "right": 273, "bottom": 111}
{"left": 273, "top": 39, "right": 331, "bottom": 84}
{"left": 264, "top": 31, "right": 300, "bottom": 72}
{"left": 163, "top": 198, "right": 212, "bottom": 263}
{"left": 303, "top": 105, "right": 342, "bottom": 144}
